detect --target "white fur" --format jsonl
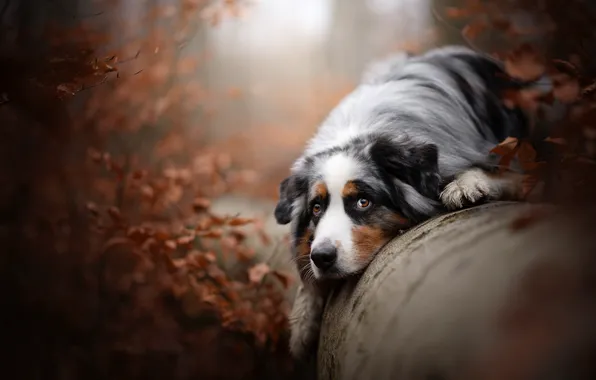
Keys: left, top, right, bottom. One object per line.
{"left": 311, "top": 154, "right": 360, "bottom": 278}
{"left": 440, "top": 168, "right": 522, "bottom": 209}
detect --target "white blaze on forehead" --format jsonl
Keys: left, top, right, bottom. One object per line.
{"left": 311, "top": 153, "right": 360, "bottom": 272}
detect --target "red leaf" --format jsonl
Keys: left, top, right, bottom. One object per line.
{"left": 86, "top": 201, "right": 99, "bottom": 217}
{"left": 107, "top": 206, "right": 122, "bottom": 222}
{"left": 491, "top": 137, "right": 519, "bottom": 156}
{"left": 248, "top": 263, "right": 270, "bottom": 284}
{"left": 192, "top": 197, "right": 211, "bottom": 212}
{"left": 227, "top": 217, "right": 254, "bottom": 226}
{"left": 444, "top": 7, "right": 473, "bottom": 18}
{"left": 462, "top": 19, "right": 487, "bottom": 40}
{"left": 504, "top": 44, "right": 546, "bottom": 81}
{"left": 552, "top": 73, "right": 580, "bottom": 104}
{"left": 196, "top": 229, "right": 223, "bottom": 238}
{"left": 517, "top": 141, "right": 537, "bottom": 164}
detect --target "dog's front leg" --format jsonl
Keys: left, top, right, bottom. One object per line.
{"left": 289, "top": 283, "right": 326, "bottom": 359}
{"left": 440, "top": 167, "right": 524, "bottom": 210}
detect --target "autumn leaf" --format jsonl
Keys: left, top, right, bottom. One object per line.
{"left": 87, "top": 148, "right": 103, "bottom": 163}
{"left": 544, "top": 137, "right": 567, "bottom": 145}
{"left": 552, "top": 73, "right": 580, "bottom": 104}
{"left": 176, "top": 234, "right": 195, "bottom": 245}
{"left": 444, "top": 7, "right": 473, "bottom": 19}
{"left": 517, "top": 141, "right": 540, "bottom": 171}
{"left": 248, "top": 263, "right": 270, "bottom": 284}
{"left": 107, "top": 206, "right": 122, "bottom": 222}
{"left": 192, "top": 197, "right": 211, "bottom": 212}
{"left": 462, "top": 19, "right": 488, "bottom": 40}
{"left": 491, "top": 137, "right": 520, "bottom": 170}
{"left": 491, "top": 137, "right": 519, "bottom": 156}
{"left": 86, "top": 202, "right": 99, "bottom": 217}
{"left": 227, "top": 217, "right": 254, "bottom": 226}
{"left": 504, "top": 44, "right": 546, "bottom": 81}
{"left": 131, "top": 169, "right": 147, "bottom": 180}
{"left": 490, "top": 16, "right": 512, "bottom": 32}
{"left": 164, "top": 240, "right": 177, "bottom": 251}
{"left": 196, "top": 229, "right": 224, "bottom": 238}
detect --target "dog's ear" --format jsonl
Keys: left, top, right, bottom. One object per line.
{"left": 274, "top": 174, "right": 307, "bottom": 225}
{"left": 368, "top": 136, "right": 440, "bottom": 199}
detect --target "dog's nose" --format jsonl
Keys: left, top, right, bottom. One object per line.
{"left": 311, "top": 244, "right": 337, "bottom": 271}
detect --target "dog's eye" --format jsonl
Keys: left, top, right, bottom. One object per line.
{"left": 356, "top": 198, "right": 371, "bottom": 209}
{"left": 312, "top": 204, "right": 322, "bottom": 216}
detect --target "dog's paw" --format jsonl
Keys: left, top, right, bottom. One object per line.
{"left": 440, "top": 168, "right": 494, "bottom": 210}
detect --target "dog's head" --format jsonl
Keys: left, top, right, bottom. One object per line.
{"left": 275, "top": 134, "right": 442, "bottom": 281}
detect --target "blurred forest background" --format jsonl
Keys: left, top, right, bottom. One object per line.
{"left": 1, "top": 0, "right": 596, "bottom": 379}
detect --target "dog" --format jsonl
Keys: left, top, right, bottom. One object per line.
{"left": 274, "top": 45, "right": 547, "bottom": 358}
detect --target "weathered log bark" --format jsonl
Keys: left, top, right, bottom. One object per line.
{"left": 317, "top": 201, "right": 596, "bottom": 380}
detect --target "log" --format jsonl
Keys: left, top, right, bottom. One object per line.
{"left": 317, "top": 201, "right": 596, "bottom": 380}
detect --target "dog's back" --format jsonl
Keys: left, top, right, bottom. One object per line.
{"left": 297, "top": 46, "right": 532, "bottom": 179}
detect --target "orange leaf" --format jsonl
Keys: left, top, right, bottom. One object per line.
{"left": 491, "top": 16, "right": 512, "bottom": 32}
{"left": 504, "top": 44, "right": 546, "bottom": 81}
{"left": 462, "top": 19, "right": 487, "bottom": 40}
{"left": 86, "top": 202, "right": 99, "bottom": 217}
{"left": 552, "top": 73, "right": 580, "bottom": 104}
{"left": 444, "top": 7, "right": 472, "bottom": 18}
{"left": 107, "top": 206, "right": 122, "bottom": 222}
{"left": 131, "top": 170, "right": 147, "bottom": 180}
{"left": 248, "top": 263, "right": 270, "bottom": 284}
{"left": 196, "top": 229, "right": 223, "bottom": 238}
{"left": 164, "top": 240, "right": 177, "bottom": 250}
{"left": 227, "top": 217, "right": 254, "bottom": 226}
{"left": 544, "top": 137, "right": 567, "bottom": 145}
{"left": 491, "top": 137, "right": 519, "bottom": 156}
{"left": 192, "top": 197, "right": 211, "bottom": 212}
{"left": 517, "top": 141, "right": 537, "bottom": 163}
{"left": 177, "top": 234, "right": 195, "bottom": 245}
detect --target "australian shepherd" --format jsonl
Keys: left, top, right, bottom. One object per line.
{"left": 274, "top": 45, "right": 546, "bottom": 358}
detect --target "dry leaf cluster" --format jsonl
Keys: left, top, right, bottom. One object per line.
{"left": 0, "top": 1, "right": 303, "bottom": 379}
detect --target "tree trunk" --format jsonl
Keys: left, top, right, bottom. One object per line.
{"left": 316, "top": 201, "right": 596, "bottom": 380}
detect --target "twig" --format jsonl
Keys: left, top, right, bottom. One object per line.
{"left": 117, "top": 50, "right": 141, "bottom": 64}
{"left": 70, "top": 69, "right": 143, "bottom": 96}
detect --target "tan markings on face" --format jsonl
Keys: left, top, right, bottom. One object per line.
{"left": 352, "top": 211, "right": 411, "bottom": 264}
{"left": 386, "top": 211, "right": 410, "bottom": 227}
{"left": 314, "top": 181, "right": 328, "bottom": 200}
{"left": 352, "top": 225, "right": 389, "bottom": 264}
{"left": 341, "top": 180, "right": 358, "bottom": 198}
